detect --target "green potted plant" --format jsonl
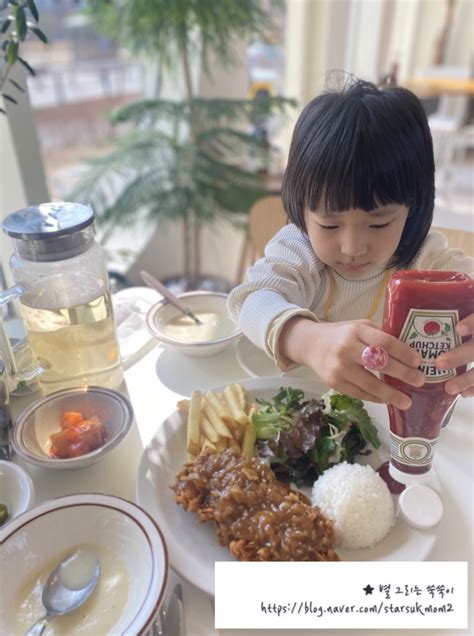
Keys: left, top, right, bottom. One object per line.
{"left": 0, "top": 0, "right": 47, "bottom": 114}
{"left": 73, "top": 0, "right": 294, "bottom": 289}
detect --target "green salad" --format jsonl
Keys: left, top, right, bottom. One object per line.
{"left": 251, "top": 387, "right": 380, "bottom": 484}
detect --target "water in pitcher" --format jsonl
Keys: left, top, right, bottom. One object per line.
{"left": 19, "top": 274, "right": 123, "bottom": 393}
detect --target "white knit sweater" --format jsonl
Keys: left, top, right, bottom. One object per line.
{"left": 227, "top": 224, "right": 473, "bottom": 368}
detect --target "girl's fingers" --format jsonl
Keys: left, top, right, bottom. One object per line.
{"left": 349, "top": 365, "right": 412, "bottom": 410}
{"left": 359, "top": 324, "right": 421, "bottom": 368}
{"left": 456, "top": 313, "right": 474, "bottom": 337}
{"left": 436, "top": 338, "right": 474, "bottom": 371}
{"left": 330, "top": 379, "right": 386, "bottom": 405}
{"left": 444, "top": 367, "right": 474, "bottom": 396}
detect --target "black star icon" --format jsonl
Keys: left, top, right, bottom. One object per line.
{"left": 363, "top": 584, "right": 374, "bottom": 595}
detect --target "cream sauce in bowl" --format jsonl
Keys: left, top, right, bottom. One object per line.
{"left": 13, "top": 543, "right": 129, "bottom": 635}
{"left": 162, "top": 312, "right": 236, "bottom": 343}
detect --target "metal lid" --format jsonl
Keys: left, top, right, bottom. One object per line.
{"left": 2, "top": 202, "right": 94, "bottom": 240}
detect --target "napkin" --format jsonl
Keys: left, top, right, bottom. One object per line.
{"left": 112, "top": 287, "right": 162, "bottom": 368}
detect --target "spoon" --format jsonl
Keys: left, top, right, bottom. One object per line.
{"left": 140, "top": 270, "right": 203, "bottom": 325}
{"left": 26, "top": 549, "right": 100, "bottom": 636}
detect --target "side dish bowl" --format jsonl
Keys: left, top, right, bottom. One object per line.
{"left": 11, "top": 386, "right": 134, "bottom": 470}
{"left": 0, "top": 460, "right": 35, "bottom": 524}
{"left": 0, "top": 493, "right": 169, "bottom": 636}
{"left": 146, "top": 291, "right": 241, "bottom": 357}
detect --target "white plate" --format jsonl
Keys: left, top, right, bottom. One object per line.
{"left": 136, "top": 377, "right": 437, "bottom": 597}
{"left": 236, "top": 336, "right": 313, "bottom": 378}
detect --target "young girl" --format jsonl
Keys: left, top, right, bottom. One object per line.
{"left": 228, "top": 78, "right": 473, "bottom": 410}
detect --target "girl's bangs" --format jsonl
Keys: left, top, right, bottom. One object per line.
{"left": 305, "top": 122, "right": 417, "bottom": 214}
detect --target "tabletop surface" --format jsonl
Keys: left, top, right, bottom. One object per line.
{"left": 10, "top": 339, "right": 474, "bottom": 636}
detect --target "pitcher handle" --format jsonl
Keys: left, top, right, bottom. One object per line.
{"left": 0, "top": 284, "right": 43, "bottom": 393}
{"left": 0, "top": 284, "right": 25, "bottom": 307}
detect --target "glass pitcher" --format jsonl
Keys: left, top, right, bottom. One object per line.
{"left": 2, "top": 202, "right": 123, "bottom": 394}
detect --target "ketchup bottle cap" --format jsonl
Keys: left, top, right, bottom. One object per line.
{"left": 398, "top": 484, "right": 443, "bottom": 530}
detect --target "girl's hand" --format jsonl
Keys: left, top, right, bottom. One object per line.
{"left": 279, "top": 317, "right": 425, "bottom": 410}
{"left": 436, "top": 313, "right": 474, "bottom": 398}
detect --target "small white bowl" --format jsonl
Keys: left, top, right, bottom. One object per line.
{"left": 12, "top": 386, "right": 134, "bottom": 470}
{"left": 0, "top": 461, "right": 35, "bottom": 524}
{"left": 146, "top": 291, "right": 241, "bottom": 357}
{"left": 0, "top": 493, "right": 168, "bottom": 636}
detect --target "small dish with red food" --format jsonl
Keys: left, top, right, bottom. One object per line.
{"left": 12, "top": 386, "right": 134, "bottom": 470}
{"left": 49, "top": 411, "right": 108, "bottom": 459}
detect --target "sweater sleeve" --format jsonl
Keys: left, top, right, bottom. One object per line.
{"left": 227, "top": 224, "right": 324, "bottom": 354}
{"left": 412, "top": 231, "right": 473, "bottom": 276}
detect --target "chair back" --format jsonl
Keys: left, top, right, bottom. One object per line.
{"left": 432, "top": 226, "right": 474, "bottom": 258}
{"left": 248, "top": 196, "right": 288, "bottom": 259}
{"left": 235, "top": 196, "right": 288, "bottom": 283}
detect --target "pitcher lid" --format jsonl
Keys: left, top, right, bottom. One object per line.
{"left": 2, "top": 202, "right": 94, "bottom": 240}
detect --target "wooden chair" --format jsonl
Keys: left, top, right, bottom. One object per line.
{"left": 236, "top": 196, "right": 287, "bottom": 283}
{"left": 432, "top": 227, "right": 474, "bottom": 258}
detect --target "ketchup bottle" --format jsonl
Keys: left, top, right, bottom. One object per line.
{"left": 382, "top": 271, "right": 473, "bottom": 483}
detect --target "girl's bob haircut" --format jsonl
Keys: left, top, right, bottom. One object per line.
{"left": 282, "top": 76, "right": 435, "bottom": 268}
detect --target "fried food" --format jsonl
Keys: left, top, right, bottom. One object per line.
{"left": 186, "top": 390, "right": 202, "bottom": 456}
{"left": 172, "top": 448, "right": 339, "bottom": 561}
{"left": 242, "top": 405, "right": 257, "bottom": 457}
{"left": 224, "top": 384, "right": 248, "bottom": 426}
{"left": 179, "top": 383, "right": 255, "bottom": 458}
{"left": 202, "top": 396, "right": 233, "bottom": 439}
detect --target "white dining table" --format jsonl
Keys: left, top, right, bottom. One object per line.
{"left": 10, "top": 338, "right": 474, "bottom": 636}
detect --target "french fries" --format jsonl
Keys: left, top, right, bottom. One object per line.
{"left": 200, "top": 414, "right": 219, "bottom": 443}
{"left": 202, "top": 397, "right": 233, "bottom": 438}
{"left": 204, "top": 390, "right": 231, "bottom": 423}
{"left": 242, "top": 406, "right": 257, "bottom": 457}
{"left": 186, "top": 390, "right": 202, "bottom": 456}
{"left": 224, "top": 384, "right": 248, "bottom": 426}
{"left": 176, "top": 399, "right": 190, "bottom": 413}
{"left": 179, "top": 383, "right": 256, "bottom": 459}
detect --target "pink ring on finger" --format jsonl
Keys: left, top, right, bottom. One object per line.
{"left": 361, "top": 345, "right": 389, "bottom": 371}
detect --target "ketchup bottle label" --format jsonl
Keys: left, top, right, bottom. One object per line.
{"left": 399, "top": 309, "right": 461, "bottom": 382}
{"left": 390, "top": 432, "right": 437, "bottom": 468}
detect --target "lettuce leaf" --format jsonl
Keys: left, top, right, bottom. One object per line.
{"left": 324, "top": 390, "right": 381, "bottom": 449}
{"left": 251, "top": 387, "right": 305, "bottom": 439}
{"left": 253, "top": 387, "right": 381, "bottom": 485}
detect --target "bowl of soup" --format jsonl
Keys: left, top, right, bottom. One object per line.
{"left": 0, "top": 493, "right": 168, "bottom": 636}
{"left": 146, "top": 291, "right": 242, "bottom": 357}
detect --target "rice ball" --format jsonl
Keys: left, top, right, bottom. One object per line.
{"left": 311, "top": 462, "right": 395, "bottom": 550}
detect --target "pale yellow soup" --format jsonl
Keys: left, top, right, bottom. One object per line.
{"left": 162, "top": 312, "right": 235, "bottom": 343}
{"left": 12, "top": 544, "right": 129, "bottom": 635}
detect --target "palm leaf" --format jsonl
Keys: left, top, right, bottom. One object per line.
{"left": 110, "top": 99, "right": 187, "bottom": 126}
{"left": 192, "top": 96, "right": 295, "bottom": 124}
{"left": 97, "top": 170, "right": 171, "bottom": 222}
{"left": 87, "top": 0, "right": 283, "bottom": 76}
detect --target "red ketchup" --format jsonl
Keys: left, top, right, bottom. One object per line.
{"left": 382, "top": 271, "right": 473, "bottom": 481}
{"left": 377, "top": 461, "right": 406, "bottom": 494}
